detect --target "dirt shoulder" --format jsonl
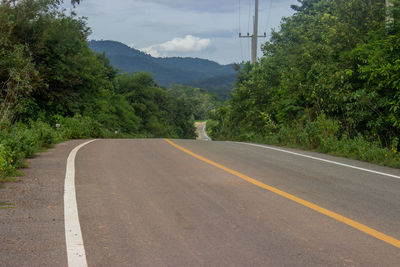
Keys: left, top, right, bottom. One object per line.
{"left": 0, "top": 140, "right": 88, "bottom": 267}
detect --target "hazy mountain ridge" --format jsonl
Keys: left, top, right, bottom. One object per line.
{"left": 89, "top": 40, "right": 236, "bottom": 97}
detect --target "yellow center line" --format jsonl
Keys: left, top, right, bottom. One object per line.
{"left": 164, "top": 139, "right": 400, "bottom": 249}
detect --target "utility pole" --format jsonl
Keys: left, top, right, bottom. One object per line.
{"left": 239, "top": 0, "right": 266, "bottom": 63}
{"left": 252, "top": 0, "right": 259, "bottom": 63}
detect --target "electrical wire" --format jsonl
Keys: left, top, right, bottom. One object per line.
{"left": 239, "top": 0, "right": 241, "bottom": 32}
{"left": 239, "top": 0, "right": 244, "bottom": 62}
{"left": 265, "top": 0, "right": 273, "bottom": 37}
{"left": 247, "top": 0, "right": 252, "bottom": 61}
{"left": 247, "top": 0, "right": 251, "bottom": 33}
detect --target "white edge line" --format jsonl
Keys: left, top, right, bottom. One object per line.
{"left": 235, "top": 142, "right": 400, "bottom": 180}
{"left": 64, "top": 140, "right": 96, "bottom": 267}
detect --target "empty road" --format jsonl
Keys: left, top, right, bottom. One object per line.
{"left": 1, "top": 139, "right": 400, "bottom": 266}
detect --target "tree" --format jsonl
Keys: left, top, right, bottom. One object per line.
{"left": 210, "top": 0, "right": 399, "bottom": 148}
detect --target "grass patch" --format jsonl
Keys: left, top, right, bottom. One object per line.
{"left": 0, "top": 115, "right": 115, "bottom": 186}
{"left": 0, "top": 201, "right": 15, "bottom": 209}
{"left": 207, "top": 116, "right": 400, "bottom": 169}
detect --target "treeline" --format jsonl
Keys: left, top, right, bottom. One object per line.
{"left": 209, "top": 0, "right": 400, "bottom": 167}
{"left": 0, "top": 0, "right": 196, "bottom": 181}
{"left": 184, "top": 73, "right": 236, "bottom": 100}
{"left": 168, "top": 85, "right": 222, "bottom": 120}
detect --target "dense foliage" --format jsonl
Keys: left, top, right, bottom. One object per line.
{"left": 168, "top": 85, "right": 222, "bottom": 120}
{"left": 115, "top": 73, "right": 196, "bottom": 138}
{"left": 183, "top": 74, "right": 236, "bottom": 100}
{"left": 209, "top": 0, "right": 400, "bottom": 167}
{"left": 0, "top": 0, "right": 196, "bottom": 182}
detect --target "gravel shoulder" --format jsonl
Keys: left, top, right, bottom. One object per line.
{"left": 0, "top": 140, "right": 89, "bottom": 267}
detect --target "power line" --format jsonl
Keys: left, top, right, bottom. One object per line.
{"left": 239, "top": 0, "right": 241, "bottom": 32}
{"left": 247, "top": 0, "right": 251, "bottom": 33}
{"left": 247, "top": 0, "right": 251, "bottom": 60}
{"left": 239, "top": 0, "right": 244, "bottom": 61}
{"left": 265, "top": 0, "right": 273, "bottom": 34}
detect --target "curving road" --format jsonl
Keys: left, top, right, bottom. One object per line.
{"left": 1, "top": 138, "right": 400, "bottom": 266}
{"left": 195, "top": 122, "right": 211, "bottom": 141}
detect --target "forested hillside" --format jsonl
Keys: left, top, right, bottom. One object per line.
{"left": 0, "top": 0, "right": 195, "bottom": 182}
{"left": 89, "top": 40, "right": 236, "bottom": 97}
{"left": 208, "top": 0, "right": 400, "bottom": 167}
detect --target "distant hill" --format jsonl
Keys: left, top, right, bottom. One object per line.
{"left": 89, "top": 40, "right": 236, "bottom": 98}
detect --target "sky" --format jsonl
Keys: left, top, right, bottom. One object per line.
{"left": 64, "top": 0, "right": 298, "bottom": 65}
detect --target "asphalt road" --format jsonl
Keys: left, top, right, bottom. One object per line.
{"left": 2, "top": 138, "right": 400, "bottom": 266}
{"left": 195, "top": 122, "right": 211, "bottom": 141}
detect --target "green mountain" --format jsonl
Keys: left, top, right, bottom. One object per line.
{"left": 89, "top": 40, "right": 236, "bottom": 98}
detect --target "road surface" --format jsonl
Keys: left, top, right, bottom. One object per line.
{"left": 195, "top": 122, "right": 211, "bottom": 141}
{"left": 1, "top": 139, "right": 400, "bottom": 266}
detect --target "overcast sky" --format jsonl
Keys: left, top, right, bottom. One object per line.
{"left": 64, "top": 0, "right": 298, "bottom": 64}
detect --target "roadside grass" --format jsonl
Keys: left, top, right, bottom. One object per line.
{"left": 0, "top": 201, "right": 15, "bottom": 209}
{"left": 206, "top": 119, "right": 400, "bottom": 169}
{"left": 205, "top": 120, "right": 216, "bottom": 137}
{"left": 258, "top": 134, "right": 400, "bottom": 169}
{"left": 0, "top": 175, "right": 19, "bottom": 188}
{"left": 0, "top": 115, "right": 162, "bottom": 187}
{"left": 0, "top": 116, "right": 112, "bottom": 187}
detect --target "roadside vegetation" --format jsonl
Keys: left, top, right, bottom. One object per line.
{"left": 0, "top": 0, "right": 198, "bottom": 184}
{"left": 208, "top": 0, "right": 400, "bottom": 168}
{"left": 168, "top": 85, "right": 222, "bottom": 121}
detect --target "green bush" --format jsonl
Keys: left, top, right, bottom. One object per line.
{"left": 329, "top": 135, "right": 400, "bottom": 167}
{"left": 0, "top": 144, "right": 14, "bottom": 179}
{"left": 206, "top": 119, "right": 218, "bottom": 137}
{"left": 0, "top": 120, "right": 56, "bottom": 171}
{"left": 32, "top": 120, "right": 58, "bottom": 147}
{"left": 274, "top": 126, "right": 299, "bottom": 146}
{"left": 210, "top": 112, "right": 400, "bottom": 168}
{"left": 0, "top": 116, "right": 110, "bottom": 184}
{"left": 58, "top": 115, "right": 107, "bottom": 139}
{"left": 301, "top": 114, "right": 340, "bottom": 149}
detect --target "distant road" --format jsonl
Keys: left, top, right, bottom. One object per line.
{"left": 195, "top": 121, "right": 211, "bottom": 141}
{"left": 2, "top": 139, "right": 400, "bottom": 266}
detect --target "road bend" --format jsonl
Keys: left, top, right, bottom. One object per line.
{"left": 195, "top": 122, "right": 211, "bottom": 141}
{"left": 2, "top": 138, "right": 400, "bottom": 266}
{"left": 72, "top": 139, "right": 400, "bottom": 266}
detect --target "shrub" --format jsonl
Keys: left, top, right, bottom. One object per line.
{"left": 0, "top": 116, "right": 109, "bottom": 184}
{"left": 275, "top": 126, "right": 300, "bottom": 146}
{"left": 32, "top": 120, "right": 58, "bottom": 147}
{"left": 302, "top": 114, "right": 340, "bottom": 149}
{"left": 0, "top": 144, "right": 14, "bottom": 179}
{"left": 58, "top": 115, "right": 107, "bottom": 139}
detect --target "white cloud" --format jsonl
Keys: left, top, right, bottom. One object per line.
{"left": 140, "top": 46, "right": 163, "bottom": 57}
{"left": 140, "top": 35, "right": 211, "bottom": 57}
{"left": 64, "top": 0, "right": 298, "bottom": 63}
